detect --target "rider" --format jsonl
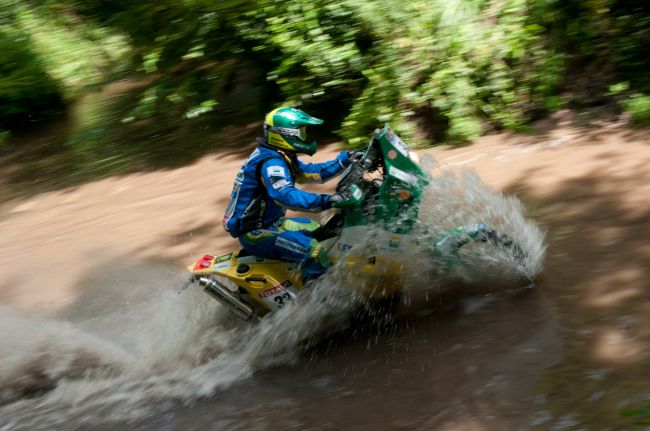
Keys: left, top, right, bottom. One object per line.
{"left": 223, "top": 107, "right": 361, "bottom": 277}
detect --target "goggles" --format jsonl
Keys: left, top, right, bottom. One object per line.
{"left": 267, "top": 125, "right": 308, "bottom": 141}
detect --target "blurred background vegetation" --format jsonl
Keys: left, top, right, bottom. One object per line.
{"left": 1, "top": 0, "right": 650, "bottom": 184}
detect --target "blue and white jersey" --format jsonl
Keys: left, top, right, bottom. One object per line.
{"left": 223, "top": 145, "right": 350, "bottom": 238}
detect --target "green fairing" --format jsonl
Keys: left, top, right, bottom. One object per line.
{"left": 342, "top": 125, "right": 428, "bottom": 234}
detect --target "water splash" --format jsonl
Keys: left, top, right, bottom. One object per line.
{"left": 418, "top": 161, "right": 546, "bottom": 280}
{"left": 0, "top": 270, "right": 364, "bottom": 430}
{"left": 0, "top": 164, "right": 545, "bottom": 430}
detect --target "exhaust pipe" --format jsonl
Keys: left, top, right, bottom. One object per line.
{"left": 198, "top": 277, "right": 258, "bottom": 321}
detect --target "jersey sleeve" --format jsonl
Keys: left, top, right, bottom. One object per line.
{"left": 295, "top": 151, "right": 351, "bottom": 184}
{"left": 260, "top": 159, "right": 330, "bottom": 212}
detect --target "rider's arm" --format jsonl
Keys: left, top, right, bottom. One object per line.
{"left": 295, "top": 151, "right": 351, "bottom": 184}
{"left": 260, "top": 160, "right": 331, "bottom": 211}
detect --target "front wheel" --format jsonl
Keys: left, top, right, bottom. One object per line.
{"left": 475, "top": 228, "right": 527, "bottom": 265}
{"left": 433, "top": 224, "right": 530, "bottom": 275}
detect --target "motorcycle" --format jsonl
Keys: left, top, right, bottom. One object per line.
{"left": 187, "top": 125, "right": 528, "bottom": 321}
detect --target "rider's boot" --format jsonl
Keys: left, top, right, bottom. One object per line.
{"left": 302, "top": 243, "right": 332, "bottom": 282}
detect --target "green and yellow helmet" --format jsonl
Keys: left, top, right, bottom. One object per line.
{"left": 263, "top": 107, "right": 324, "bottom": 156}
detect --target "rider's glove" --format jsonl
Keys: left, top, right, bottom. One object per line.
{"left": 347, "top": 150, "right": 365, "bottom": 163}
{"left": 328, "top": 185, "right": 364, "bottom": 209}
{"left": 328, "top": 193, "right": 344, "bottom": 208}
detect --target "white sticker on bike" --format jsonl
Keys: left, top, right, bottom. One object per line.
{"left": 213, "top": 261, "right": 231, "bottom": 271}
{"left": 388, "top": 166, "right": 418, "bottom": 186}
{"left": 388, "top": 130, "right": 410, "bottom": 157}
{"left": 258, "top": 281, "right": 297, "bottom": 310}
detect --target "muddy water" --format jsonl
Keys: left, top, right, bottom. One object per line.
{"left": 140, "top": 290, "right": 560, "bottom": 431}
{"left": 1, "top": 115, "right": 649, "bottom": 430}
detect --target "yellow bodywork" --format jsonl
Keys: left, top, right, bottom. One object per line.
{"left": 330, "top": 253, "right": 405, "bottom": 298}
{"left": 189, "top": 251, "right": 405, "bottom": 312}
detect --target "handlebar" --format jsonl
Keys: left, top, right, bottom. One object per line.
{"left": 331, "top": 184, "right": 364, "bottom": 209}
{"left": 336, "top": 137, "right": 380, "bottom": 195}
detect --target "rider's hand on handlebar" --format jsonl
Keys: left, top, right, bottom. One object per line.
{"left": 329, "top": 185, "right": 364, "bottom": 209}
{"left": 329, "top": 193, "right": 345, "bottom": 206}
{"left": 347, "top": 150, "right": 365, "bottom": 163}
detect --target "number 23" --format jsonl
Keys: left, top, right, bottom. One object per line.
{"left": 274, "top": 292, "right": 292, "bottom": 308}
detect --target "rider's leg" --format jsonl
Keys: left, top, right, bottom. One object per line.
{"left": 281, "top": 218, "right": 331, "bottom": 277}
{"left": 238, "top": 228, "right": 278, "bottom": 259}
{"left": 281, "top": 217, "right": 320, "bottom": 233}
{"left": 239, "top": 221, "right": 330, "bottom": 277}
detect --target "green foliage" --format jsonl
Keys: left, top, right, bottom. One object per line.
{"left": 0, "top": 0, "right": 129, "bottom": 131}
{"left": 12, "top": 4, "right": 130, "bottom": 97}
{"left": 624, "top": 94, "right": 650, "bottom": 126}
{"left": 533, "top": 0, "right": 650, "bottom": 94}
{"left": 61, "top": 0, "right": 260, "bottom": 122}
{"left": 2, "top": 0, "right": 650, "bottom": 150}
{"left": 228, "top": 0, "right": 566, "bottom": 144}
{"left": 0, "top": 130, "right": 10, "bottom": 147}
{"left": 620, "top": 400, "right": 650, "bottom": 426}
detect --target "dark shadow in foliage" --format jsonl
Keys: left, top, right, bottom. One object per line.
{"left": 502, "top": 164, "right": 650, "bottom": 428}
{"left": 0, "top": 54, "right": 355, "bottom": 205}
{"left": 0, "top": 62, "right": 268, "bottom": 201}
{"left": 0, "top": 30, "right": 64, "bottom": 132}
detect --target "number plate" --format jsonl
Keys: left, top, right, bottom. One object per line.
{"left": 258, "top": 281, "right": 297, "bottom": 310}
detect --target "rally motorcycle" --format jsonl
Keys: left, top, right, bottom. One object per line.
{"left": 187, "top": 125, "right": 528, "bottom": 321}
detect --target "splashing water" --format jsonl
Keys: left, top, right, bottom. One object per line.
{"left": 417, "top": 161, "right": 546, "bottom": 280}
{"left": 0, "top": 274, "right": 363, "bottom": 430}
{"left": 0, "top": 164, "right": 545, "bottom": 430}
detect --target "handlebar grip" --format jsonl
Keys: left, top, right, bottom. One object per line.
{"left": 332, "top": 185, "right": 364, "bottom": 209}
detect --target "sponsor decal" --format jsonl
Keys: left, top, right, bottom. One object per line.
{"left": 259, "top": 280, "right": 292, "bottom": 298}
{"left": 213, "top": 261, "right": 231, "bottom": 271}
{"left": 387, "top": 149, "right": 398, "bottom": 160}
{"left": 267, "top": 166, "right": 286, "bottom": 177}
{"left": 388, "top": 130, "right": 410, "bottom": 157}
{"left": 237, "top": 255, "right": 263, "bottom": 264}
{"left": 270, "top": 126, "right": 301, "bottom": 137}
{"left": 193, "top": 255, "right": 214, "bottom": 270}
{"left": 258, "top": 280, "right": 295, "bottom": 310}
{"left": 396, "top": 189, "right": 411, "bottom": 200}
{"left": 215, "top": 253, "right": 233, "bottom": 263}
{"left": 388, "top": 166, "right": 418, "bottom": 186}
{"left": 275, "top": 237, "right": 309, "bottom": 255}
{"left": 271, "top": 178, "right": 290, "bottom": 190}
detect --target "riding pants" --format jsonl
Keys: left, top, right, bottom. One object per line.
{"left": 239, "top": 217, "right": 330, "bottom": 277}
